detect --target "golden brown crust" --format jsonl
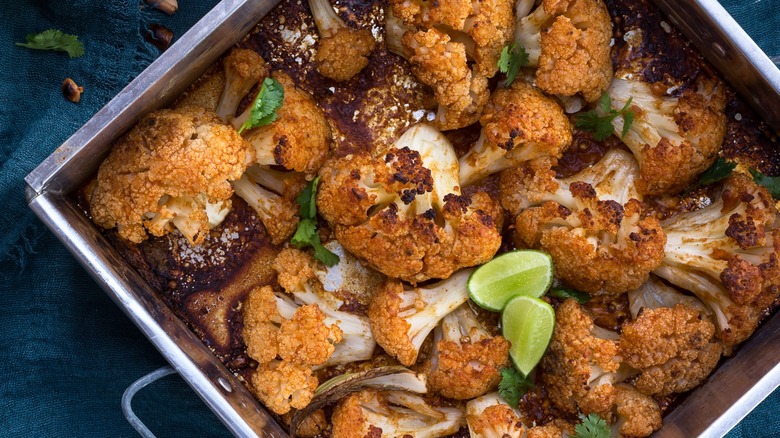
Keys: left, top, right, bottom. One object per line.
{"left": 428, "top": 336, "right": 510, "bottom": 400}
{"left": 316, "top": 27, "right": 376, "bottom": 81}
{"left": 89, "top": 106, "right": 253, "bottom": 244}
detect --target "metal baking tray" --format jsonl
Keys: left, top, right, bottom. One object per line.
{"left": 23, "top": 0, "right": 780, "bottom": 436}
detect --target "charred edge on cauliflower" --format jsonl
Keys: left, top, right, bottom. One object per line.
{"left": 368, "top": 269, "right": 472, "bottom": 366}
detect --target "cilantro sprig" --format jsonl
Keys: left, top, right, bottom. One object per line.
{"left": 497, "top": 367, "right": 534, "bottom": 407}
{"left": 573, "top": 413, "right": 610, "bottom": 438}
{"left": 291, "top": 177, "right": 340, "bottom": 266}
{"left": 575, "top": 93, "right": 635, "bottom": 141}
{"left": 16, "top": 29, "right": 85, "bottom": 58}
{"left": 548, "top": 287, "right": 591, "bottom": 304}
{"left": 238, "top": 77, "right": 284, "bottom": 134}
{"left": 696, "top": 157, "right": 736, "bottom": 188}
{"left": 750, "top": 168, "right": 780, "bottom": 199}
{"left": 498, "top": 43, "right": 529, "bottom": 87}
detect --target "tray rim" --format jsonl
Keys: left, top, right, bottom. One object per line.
{"left": 23, "top": 0, "right": 780, "bottom": 437}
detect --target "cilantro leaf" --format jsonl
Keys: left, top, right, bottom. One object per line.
{"left": 575, "top": 93, "right": 634, "bottom": 141}
{"left": 573, "top": 413, "right": 610, "bottom": 438}
{"left": 311, "top": 233, "right": 341, "bottom": 267}
{"left": 291, "top": 218, "right": 317, "bottom": 247}
{"left": 698, "top": 158, "right": 736, "bottom": 187}
{"left": 16, "top": 29, "right": 85, "bottom": 58}
{"left": 291, "top": 178, "right": 340, "bottom": 266}
{"left": 548, "top": 287, "right": 591, "bottom": 304}
{"left": 238, "top": 77, "right": 284, "bottom": 134}
{"left": 497, "top": 367, "right": 533, "bottom": 407}
{"left": 296, "top": 176, "right": 320, "bottom": 219}
{"left": 750, "top": 168, "right": 780, "bottom": 199}
{"left": 498, "top": 44, "right": 528, "bottom": 87}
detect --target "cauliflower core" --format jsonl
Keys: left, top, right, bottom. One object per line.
{"left": 317, "top": 123, "right": 502, "bottom": 282}
{"left": 89, "top": 106, "right": 254, "bottom": 245}
{"left": 514, "top": 0, "right": 613, "bottom": 102}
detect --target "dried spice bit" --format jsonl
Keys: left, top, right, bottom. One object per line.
{"left": 145, "top": 24, "right": 174, "bottom": 51}
{"left": 61, "top": 78, "right": 84, "bottom": 103}
{"left": 144, "top": 0, "right": 178, "bottom": 15}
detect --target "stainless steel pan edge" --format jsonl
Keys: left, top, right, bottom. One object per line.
{"left": 23, "top": 0, "right": 780, "bottom": 436}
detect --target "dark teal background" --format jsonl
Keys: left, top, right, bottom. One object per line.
{"left": 0, "top": 0, "right": 777, "bottom": 436}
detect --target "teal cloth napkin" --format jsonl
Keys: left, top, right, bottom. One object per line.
{"left": 0, "top": 0, "right": 777, "bottom": 437}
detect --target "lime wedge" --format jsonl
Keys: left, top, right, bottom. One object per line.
{"left": 468, "top": 250, "right": 553, "bottom": 311}
{"left": 501, "top": 295, "right": 555, "bottom": 376}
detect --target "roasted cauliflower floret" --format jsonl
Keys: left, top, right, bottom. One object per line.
{"left": 621, "top": 304, "right": 722, "bottom": 397}
{"left": 466, "top": 392, "right": 565, "bottom": 438}
{"left": 610, "top": 383, "right": 663, "bottom": 438}
{"left": 317, "top": 123, "right": 502, "bottom": 282}
{"left": 273, "top": 246, "right": 379, "bottom": 367}
{"left": 653, "top": 173, "right": 780, "bottom": 348}
{"left": 308, "top": 0, "right": 376, "bottom": 81}
{"left": 514, "top": 0, "right": 613, "bottom": 102}
{"left": 368, "top": 269, "right": 471, "bottom": 366}
{"left": 459, "top": 81, "right": 572, "bottom": 186}
{"left": 233, "top": 71, "right": 330, "bottom": 177}
{"left": 601, "top": 76, "right": 727, "bottom": 195}
{"left": 331, "top": 390, "right": 465, "bottom": 438}
{"left": 427, "top": 304, "right": 510, "bottom": 399}
{"left": 89, "top": 106, "right": 254, "bottom": 245}
{"left": 503, "top": 150, "right": 665, "bottom": 294}
{"left": 216, "top": 48, "right": 269, "bottom": 122}
{"left": 242, "top": 285, "right": 342, "bottom": 414}
{"left": 250, "top": 360, "right": 319, "bottom": 415}
{"left": 540, "top": 299, "right": 635, "bottom": 419}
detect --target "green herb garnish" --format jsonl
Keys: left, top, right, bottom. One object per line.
{"left": 238, "top": 77, "right": 284, "bottom": 134}
{"left": 291, "top": 176, "right": 340, "bottom": 266}
{"left": 498, "top": 43, "right": 528, "bottom": 87}
{"left": 497, "top": 367, "right": 533, "bottom": 407}
{"left": 698, "top": 157, "right": 736, "bottom": 187}
{"left": 573, "top": 413, "right": 610, "bottom": 438}
{"left": 750, "top": 168, "right": 780, "bottom": 199}
{"left": 16, "top": 29, "right": 85, "bottom": 58}
{"left": 548, "top": 287, "right": 591, "bottom": 304}
{"left": 575, "top": 93, "right": 634, "bottom": 141}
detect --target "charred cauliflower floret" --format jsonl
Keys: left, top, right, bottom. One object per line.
{"left": 308, "top": 0, "right": 376, "bottom": 81}
{"left": 601, "top": 76, "right": 727, "bottom": 195}
{"left": 273, "top": 246, "right": 378, "bottom": 367}
{"left": 89, "top": 106, "right": 254, "bottom": 245}
{"left": 242, "top": 285, "right": 342, "bottom": 414}
{"left": 653, "top": 173, "right": 780, "bottom": 348}
{"left": 369, "top": 269, "right": 471, "bottom": 366}
{"left": 466, "top": 392, "right": 565, "bottom": 438}
{"left": 216, "top": 48, "right": 269, "bottom": 122}
{"left": 611, "top": 383, "right": 663, "bottom": 438}
{"left": 317, "top": 123, "right": 502, "bottom": 282}
{"left": 459, "top": 81, "right": 572, "bottom": 186}
{"left": 620, "top": 304, "right": 722, "bottom": 397}
{"left": 389, "top": 0, "right": 514, "bottom": 78}
{"left": 540, "top": 299, "right": 635, "bottom": 419}
{"left": 514, "top": 0, "right": 613, "bottom": 102}
{"left": 331, "top": 390, "right": 465, "bottom": 438}
{"left": 502, "top": 150, "right": 665, "bottom": 294}
{"left": 426, "top": 304, "right": 510, "bottom": 399}
{"left": 233, "top": 71, "right": 331, "bottom": 177}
